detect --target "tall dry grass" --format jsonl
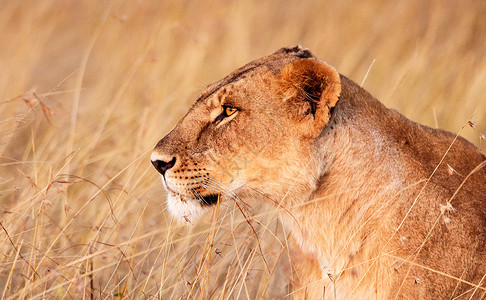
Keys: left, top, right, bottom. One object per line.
{"left": 0, "top": 1, "right": 485, "bottom": 299}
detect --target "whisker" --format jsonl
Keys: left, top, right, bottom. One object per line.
{"left": 190, "top": 188, "right": 206, "bottom": 203}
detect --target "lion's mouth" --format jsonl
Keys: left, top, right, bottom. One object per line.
{"left": 163, "top": 180, "right": 221, "bottom": 206}
{"left": 198, "top": 194, "right": 220, "bottom": 206}
{"left": 166, "top": 188, "right": 220, "bottom": 206}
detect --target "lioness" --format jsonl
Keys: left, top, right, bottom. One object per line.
{"left": 151, "top": 46, "right": 486, "bottom": 299}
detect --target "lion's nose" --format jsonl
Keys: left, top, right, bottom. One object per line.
{"left": 151, "top": 156, "right": 176, "bottom": 176}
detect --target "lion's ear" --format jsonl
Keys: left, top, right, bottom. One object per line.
{"left": 279, "top": 58, "right": 341, "bottom": 138}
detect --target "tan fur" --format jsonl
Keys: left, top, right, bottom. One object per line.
{"left": 151, "top": 46, "right": 486, "bottom": 299}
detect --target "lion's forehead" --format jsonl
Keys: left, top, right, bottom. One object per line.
{"left": 195, "top": 50, "right": 305, "bottom": 109}
{"left": 200, "top": 67, "right": 272, "bottom": 107}
{"left": 188, "top": 50, "right": 314, "bottom": 124}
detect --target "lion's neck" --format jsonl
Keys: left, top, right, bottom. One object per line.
{"left": 290, "top": 137, "right": 402, "bottom": 271}
{"left": 285, "top": 83, "right": 411, "bottom": 290}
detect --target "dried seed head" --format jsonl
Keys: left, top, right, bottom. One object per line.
{"left": 327, "top": 270, "right": 334, "bottom": 281}
{"left": 447, "top": 164, "right": 455, "bottom": 176}
{"left": 24, "top": 98, "right": 37, "bottom": 108}
{"left": 440, "top": 202, "right": 455, "bottom": 214}
{"left": 468, "top": 120, "right": 477, "bottom": 129}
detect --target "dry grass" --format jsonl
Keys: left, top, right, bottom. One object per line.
{"left": 0, "top": 1, "right": 485, "bottom": 299}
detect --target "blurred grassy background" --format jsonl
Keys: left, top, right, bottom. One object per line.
{"left": 0, "top": 0, "right": 485, "bottom": 299}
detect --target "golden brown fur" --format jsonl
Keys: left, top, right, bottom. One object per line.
{"left": 151, "top": 46, "right": 486, "bottom": 299}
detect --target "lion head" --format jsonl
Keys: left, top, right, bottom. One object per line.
{"left": 151, "top": 46, "right": 341, "bottom": 223}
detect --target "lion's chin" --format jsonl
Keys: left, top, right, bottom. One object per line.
{"left": 166, "top": 193, "right": 211, "bottom": 224}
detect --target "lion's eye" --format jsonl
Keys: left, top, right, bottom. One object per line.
{"left": 224, "top": 106, "right": 238, "bottom": 117}
{"left": 214, "top": 106, "right": 238, "bottom": 124}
